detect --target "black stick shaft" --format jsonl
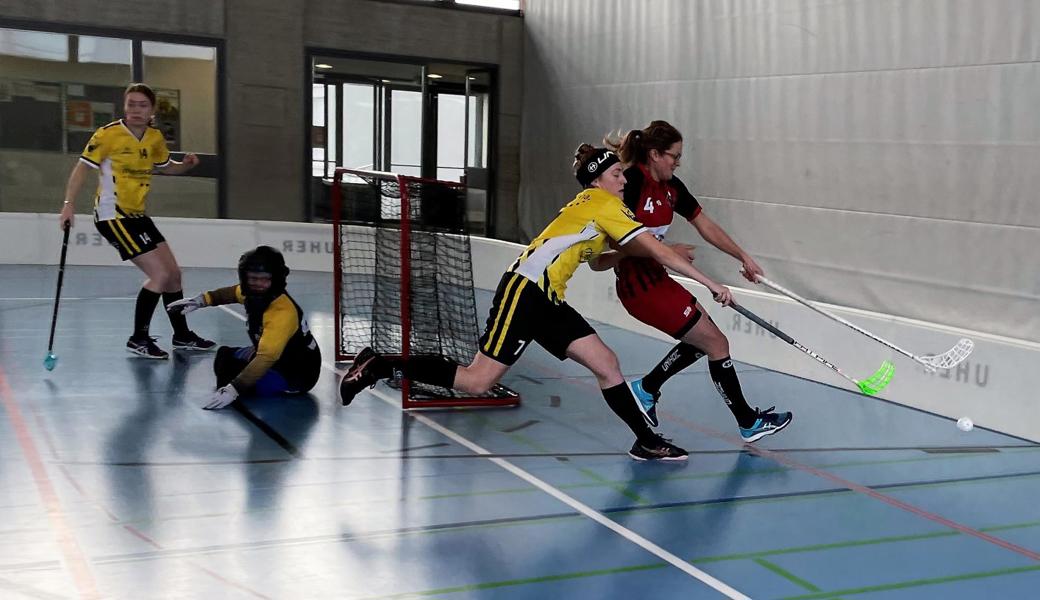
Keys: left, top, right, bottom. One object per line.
{"left": 47, "top": 225, "right": 70, "bottom": 353}
{"left": 729, "top": 301, "right": 850, "bottom": 382}
{"left": 730, "top": 301, "right": 795, "bottom": 344}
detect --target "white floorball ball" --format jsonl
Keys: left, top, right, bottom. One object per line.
{"left": 956, "top": 417, "right": 974, "bottom": 432}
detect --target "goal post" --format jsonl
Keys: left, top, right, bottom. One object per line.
{"left": 331, "top": 168, "right": 520, "bottom": 409}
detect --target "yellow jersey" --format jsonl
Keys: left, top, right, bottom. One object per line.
{"left": 509, "top": 187, "right": 645, "bottom": 303}
{"left": 203, "top": 285, "right": 320, "bottom": 391}
{"left": 79, "top": 120, "right": 171, "bottom": 221}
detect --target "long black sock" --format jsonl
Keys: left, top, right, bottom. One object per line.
{"left": 133, "top": 288, "right": 162, "bottom": 339}
{"left": 708, "top": 357, "right": 757, "bottom": 428}
{"left": 162, "top": 290, "right": 191, "bottom": 337}
{"left": 384, "top": 355, "right": 459, "bottom": 389}
{"left": 601, "top": 382, "right": 655, "bottom": 441}
{"left": 642, "top": 342, "right": 706, "bottom": 395}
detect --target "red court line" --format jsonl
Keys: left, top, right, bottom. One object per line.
{"left": 123, "top": 526, "right": 275, "bottom": 600}
{"left": 29, "top": 385, "right": 276, "bottom": 600}
{"left": 664, "top": 410, "right": 1040, "bottom": 563}
{"left": 0, "top": 367, "right": 101, "bottom": 599}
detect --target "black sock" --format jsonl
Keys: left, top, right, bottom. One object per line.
{"left": 601, "top": 382, "right": 655, "bottom": 441}
{"left": 642, "top": 342, "right": 706, "bottom": 395}
{"left": 385, "top": 355, "right": 459, "bottom": 389}
{"left": 708, "top": 357, "right": 757, "bottom": 428}
{"left": 162, "top": 290, "right": 191, "bottom": 337}
{"left": 133, "top": 288, "right": 162, "bottom": 339}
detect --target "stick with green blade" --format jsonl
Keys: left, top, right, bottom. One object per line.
{"left": 730, "top": 301, "right": 894, "bottom": 395}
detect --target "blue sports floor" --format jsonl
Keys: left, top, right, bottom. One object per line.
{"left": 1, "top": 264, "right": 1039, "bottom": 599}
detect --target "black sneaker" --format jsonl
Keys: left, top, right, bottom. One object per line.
{"left": 172, "top": 331, "right": 217, "bottom": 351}
{"left": 739, "top": 406, "right": 793, "bottom": 443}
{"left": 126, "top": 336, "right": 169, "bottom": 359}
{"left": 339, "top": 347, "right": 383, "bottom": 406}
{"left": 628, "top": 433, "right": 689, "bottom": 462}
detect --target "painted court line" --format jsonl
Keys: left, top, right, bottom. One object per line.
{"left": 364, "top": 385, "right": 751, "bottom": 599}
{"left": 0, "top": 367, "right": 101, "bottom": 599}
{"left": 214, "top": 302, "right": 750, "bottom": 598}
{"left": 666, "top": 411, "right": 1040, "bottom": 563}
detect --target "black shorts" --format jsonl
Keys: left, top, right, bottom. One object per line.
{"left": 95, "top": 216, "right": 165, "bottom": 261}
{"left": 478, "top": 272, "right": 596, "bottom": 366}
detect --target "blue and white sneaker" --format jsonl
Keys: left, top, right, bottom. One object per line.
{"left": 739, "top": 407, "right": 793, "bottom": 443}
{"left": 630, "top": 378, "right": 660, "bottom": 427}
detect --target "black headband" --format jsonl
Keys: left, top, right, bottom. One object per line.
{"left": 575, "top": 148, "right": 621, "bottom": 187}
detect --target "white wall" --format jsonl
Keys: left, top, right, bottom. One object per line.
{"left": 521, "top": 0, "right": 1040, "bottom": 343}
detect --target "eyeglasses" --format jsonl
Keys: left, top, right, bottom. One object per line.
{"left": 660, "top": 150, "right": 682, "bottom": 162}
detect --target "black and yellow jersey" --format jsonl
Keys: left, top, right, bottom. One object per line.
{"left": 508, "top": 187, "right": 645, "bottom": 303}
{"left": 204, "top": 285, "right": 320, "bottom": 390}
{"left": 78, "top": 119, "right": 171, "bottom": 221}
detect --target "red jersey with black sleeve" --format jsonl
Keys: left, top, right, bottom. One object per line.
{"left": 615, "top": 163, "right": 702, "bottom": 296}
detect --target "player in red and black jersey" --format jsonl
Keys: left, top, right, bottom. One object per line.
{"left": 598, "top": 120, "right": 792, "bottom": 442}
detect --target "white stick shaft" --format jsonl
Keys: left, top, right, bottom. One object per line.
{"left": 756, "top": 275, "right": 933, "bottom": 368}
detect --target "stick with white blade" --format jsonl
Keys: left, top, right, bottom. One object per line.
{"left": 753, "top": 274, "right": 974, "bottom": 373}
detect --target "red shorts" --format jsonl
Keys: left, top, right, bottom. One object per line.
{"left": 617, "top": 275, "right": 702, "bottom": 339}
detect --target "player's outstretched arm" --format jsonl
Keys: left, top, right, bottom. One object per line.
{"left": 625, "top": 231, "right": 732, "bottom": 305}
{"left": 166, "top": 293, "right": 208, "bottom": 315}
{"left": 691, "top": 212, "right": 762, "bottom": 282}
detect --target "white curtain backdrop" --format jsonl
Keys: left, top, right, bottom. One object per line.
{"left": 520, "top": 0, "right": 1040, "bottom": 342}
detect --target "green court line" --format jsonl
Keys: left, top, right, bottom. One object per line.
{"left": 416, "top": 454, "right": 1040, "bottom": 505}
{"left": 692, "top": 530, "right": 960, "bottom": 563}
{"left": 360, "top": 562, "right": 667, "bottom": 599}
{"left": 779, "top": 564, "right": 1040, "bottom": 600}
{"left": 356, "top": 520, "right": 1040, "bottom": 598}
{"left": 477, "top": 415, "right": 655, "bottom": 504}
{"left": 754, "top": 558, "right": 822, "bottom": 592}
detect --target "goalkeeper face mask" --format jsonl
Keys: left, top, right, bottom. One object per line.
{"left": 237, "top": 245, "right": 289, "bottom": 299}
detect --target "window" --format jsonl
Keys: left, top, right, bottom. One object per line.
{"left": 0, "top": 26, "right": 219, "bottom": 218}
{"left": 310, "top": 55, "right": 495, "bottom": 232}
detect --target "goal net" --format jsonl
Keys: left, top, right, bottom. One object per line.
{"left": 331, "top": 168, "right": 520, "bottom": 409}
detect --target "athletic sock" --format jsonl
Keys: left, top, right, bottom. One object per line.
{"left": 384, "top": 355, "right": 459, "bottom": 389}
{"left": 601, "top": 382, "right": 655, "bottom": 440}
{"left": 162, "top": 290, "right": 191, "bottom": 337}
{"left": 708, "top": 357, "right": 758, "bottom": 428}
{"left": 642, "top": 342, "right": 706, "bottom": 395}
{"left": 133, "top": 288, "right": 162, "bottom": 339}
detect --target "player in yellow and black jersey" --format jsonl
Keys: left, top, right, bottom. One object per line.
{"left": 59, "top": 83, "right": 212, "bottom": 359}
{"left": 167, "top": 246, "right": 322, "bottom": 410}
{"left": 340, "top": 145, "right": 735, "bottom": 462}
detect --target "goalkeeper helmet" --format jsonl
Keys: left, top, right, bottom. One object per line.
{"left": 237, "top": 245, "right": 289, "bottom": 299}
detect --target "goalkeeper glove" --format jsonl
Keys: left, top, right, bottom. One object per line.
{"left": 204, "top": 384, "right": 239, "bottom": 410}
{"left": 166, "top": 294, "right": 206, "bottom": 315}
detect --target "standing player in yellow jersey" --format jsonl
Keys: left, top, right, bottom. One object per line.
{"left": 340, "top": 145, "right": 734, "bottom": 461}
{"left": 58, "top": 83, "right": 214, "bottom": 359}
